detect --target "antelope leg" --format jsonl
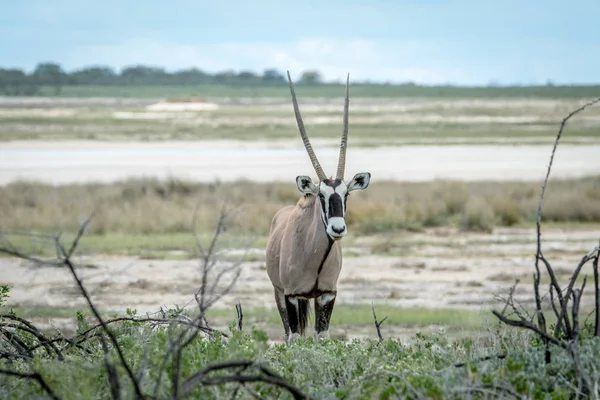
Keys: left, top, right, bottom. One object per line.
{"left": 274, "top": 288, "right": 290, "bottom": 342}
{"left": 314, "top": 292, "right": 336, "bottom": 341}
{"left": 285, "top": 295, "right": 300, "bottom": 336}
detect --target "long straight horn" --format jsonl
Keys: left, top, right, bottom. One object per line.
{"left": 336, "top": 73, "right": 350, "bottom": 180}
{"left": 287, "top": 70, "right": 327, "bottom": 181}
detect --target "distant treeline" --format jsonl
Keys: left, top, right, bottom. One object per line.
{"left": 1, "top": 62, "right": 599, "bottom": 98}
{"left": 1, "top": 63, "right": 345, "bottom": 95}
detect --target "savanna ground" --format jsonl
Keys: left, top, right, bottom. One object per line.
{"left": 1, "top": 91, "right": 600, "bottom": 398}
{"left": 1, "top": 95, "right": 600, "bottom": 144}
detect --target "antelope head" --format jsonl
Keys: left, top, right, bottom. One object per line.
{"left": 287, "top": 71, "right": 371, "bottom": 241}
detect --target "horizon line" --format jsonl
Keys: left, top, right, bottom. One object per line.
{"left": 3, "top": 62, "right": 600, "bottom": 88}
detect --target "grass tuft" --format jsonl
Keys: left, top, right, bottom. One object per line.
{"left": 1, "top": 176, "right": 599, "bottom": 237}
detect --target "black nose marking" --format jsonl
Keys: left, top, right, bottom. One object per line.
{"left": 328, "top": 193, "right": 344, "bottom": 218}
{"left": 332, "top": 225, "right": 345, "bottom": 234}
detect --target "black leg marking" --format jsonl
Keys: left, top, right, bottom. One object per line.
{"left": 285, "top": 295, "right": 299, "bottom": 335}
{"left": 285, "top": 295, "right": 310, "bottom": 338}
{"left": 315, "top": 292, "right": 336, "bottom": 336}
{"left": 274, "top": 288, "right": 289, "bottom": 340}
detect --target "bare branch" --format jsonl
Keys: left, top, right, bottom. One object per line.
{"left": 594, "top": 242, "right": 600, "bottom": 337}
{"left": 453, "top": 353, "right": 507, "bottom": 368}
{"left": 192, "top": 202, "right": 243, "bottom": 319}
{"left": 50, "top": 218, "right": 145, "bottom": 399}
{"left": 549, "top": 283, "right": 561, "bottom": 322}
{"left": 0, "top": 349, "right": 31, "bottom": 361}
{"left": 535, "top": 97, "right": 600, "bottom": 243}
{"left": 0, "top": 235, "right": 65, "bottom": 267}
{"left": 572, "top": 284, "right": 585, "bottom": 340}
{"left": 534, "top": 98, "right": 600, "bottom": 343}
{"left": 493, "top": 98, "right": 600, "bottom": 370}
{"left": 66, "top": 315, "right": 223, "bottom": 348}
{"left": 568, "top": 280, "right": 593, "bottom": 397}
{"left": 181, "top": 360, "right": 309, "bottom": 400}
{"left": 1, "top": 314, "right": 63, "bottom": 360}
{"left": 0, "top": 214, "right": 147, "bottom": 398}
{"left": 533, "top": 269, "right": 551, "bottom": 362}
{"left": 236, "top": 301, "right": 243, "bottom": 332}
{"left": 491, "top": 310, "right": 565, "bottom": 348}
{"left": 99, "top": 333, "right": 121, "bottom": 400}
{"left": 371, "top": 302, "right": 388, "bottom": 342}
{"left": 0, "top": 199, "right": 255, "bottom": 399}
{"left": 0, "top": 368, "right": 60, "bottom": 400}
{"left": 0, "top": 326, "right": 31, "bottom": 358}
{"left": 64, "top": 211, "right": 94, "bottom": 259}
{"left": 554, "top": 249, "right": 598, "bottom": 338}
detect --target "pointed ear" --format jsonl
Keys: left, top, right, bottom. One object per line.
{"left": 347, "top": 172, "right": 371, "bottom": 192}
{"left": 296, "top": 175, "right": 318, "bottom": 194}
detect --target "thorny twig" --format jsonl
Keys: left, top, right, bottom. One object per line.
{"left": 371, "top": 302, "right": 388, "bottom": 342}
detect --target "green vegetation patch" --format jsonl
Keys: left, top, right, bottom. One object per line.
{"left": 35, "top": 83, "right": 600, "bottom": 99}
{"left": 2, "top": 306, "right": 599, "bottom": 399}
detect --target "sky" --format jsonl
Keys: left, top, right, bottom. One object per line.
{"left": 1, "top": 0, "right": 599, "bottom": 85}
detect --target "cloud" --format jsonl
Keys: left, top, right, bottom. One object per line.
{"left": 65, "top": 38, "right": 478, "bottom": 85}
{"left": 5, "top": 1, "right": 600, "bottom": 85}
{"left": 64, "top": 36, "right": 600, "bottom": 85}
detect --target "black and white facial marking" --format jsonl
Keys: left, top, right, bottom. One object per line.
{"left": 296, "top": 172, "right": 371, "bottom": 240}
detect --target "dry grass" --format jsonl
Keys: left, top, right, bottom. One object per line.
{"left": 1, "top": 176, "right": 599, "bottom": 237}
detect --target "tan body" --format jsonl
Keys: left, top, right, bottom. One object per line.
{"left": 266, "top": 195, "right": 342, "bottom": 298}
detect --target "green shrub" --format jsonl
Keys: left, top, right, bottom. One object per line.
{"left": 0, "top": 285, "right": 10, "bottom": 307}
{"left": 2, "top": 307, "right": 600, "bottom": 399}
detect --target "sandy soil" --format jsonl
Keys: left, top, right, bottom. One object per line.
{"left": 2, "top": 140, "right": 599, "bottom": 185}
{"left": 2, "top": 227, "right": 598, "bottom": 340}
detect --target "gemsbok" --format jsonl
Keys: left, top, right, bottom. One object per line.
{"left": 266, "top": 71, "right": 371, "bottom": 343}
